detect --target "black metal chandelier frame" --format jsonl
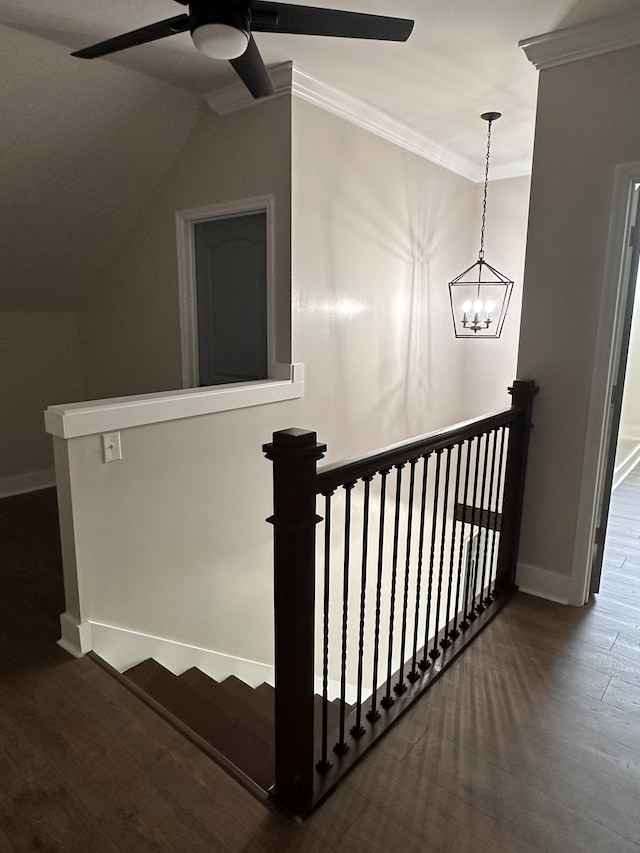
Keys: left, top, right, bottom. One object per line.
{"left": 448, "top": 111, "right": 513, "bottom": 339}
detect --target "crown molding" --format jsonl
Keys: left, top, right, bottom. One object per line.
{"left": 520, "top": 8, "right": 640, "bottom": 71}
{"left": 287, "top": 64, "right": 481, "bottom": 182}
{"left": 204, "top": 62, "right": 529, "bottom": 182}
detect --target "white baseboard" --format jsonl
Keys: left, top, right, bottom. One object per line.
{"left": 516, "top": 562, "right": 572, "bottom": 605}
{"left": 61, "top": 619, "right": 276, "bottom": 688}
{"left": 613, "top": 441, "right": 640, "bottom": 490}
{"left": 0, "top": 468, "right": 55, "bottom": 498}
{"left": 58, "top": 612, "right": 93, "bottom": 657}
{"left": 57, "top": 618, "right": 364, "bottom": 700}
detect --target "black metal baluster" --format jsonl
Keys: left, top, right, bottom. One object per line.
{"left": 489, "top": 426, "right": 508, "bottom": 599}
{"left": 381, "top": 464, "right": 404, "bottom": 709}
{"left": 475, "top": 430, "right": 491, "bottom": 614}
{"left": 459, "top": 438, "right": 476, "bottom": 631}
{"left": 455, "top": 439, "right": 473, "bottom": 635}
{"left": 334, "top": 482, "right": 355, "bottom": 756}
{"left": 442, "top": 442, "right": 463, "bottom": 649}
{"left": 419, "top": 450, "right": 442, "bottom": 670}
{"left": 395, "top": 458, "right": 418, "bottom": 695}
{"left": 367, "top": 469, "right": 389, "bottom": 724}
{"left": 430, "top": 446, "right": 452, "bottom": 660}
{"left": 351, "top": 475, "right": 373, "bottom": 739}
{"left": 466, "top": 434, "right": 484, "bottom": 623}
{"left": 316, "top": 490, "right": 334, "bottom": 774}
{"left": 409, "top": 453, "right": 430, "bottom": 682}
{"left": 479, "top": 429, "right": 499, "bottom": 608}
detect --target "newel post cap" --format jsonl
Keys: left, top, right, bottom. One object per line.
{"left": 508, "top": 379, "right": 539, "bottom": 406}
{"left": 263, "top": 428, "right": 327, "bottom": 462}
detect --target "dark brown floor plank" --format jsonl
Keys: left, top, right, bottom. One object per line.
{"left": 4, "top": 471, "right": 640, "bottom": 852}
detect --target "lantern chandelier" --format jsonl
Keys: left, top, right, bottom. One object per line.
{"left": 448, "top": 112, "right": 513, "bottom": 338}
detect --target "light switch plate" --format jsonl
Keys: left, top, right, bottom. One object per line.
{"left": 102, "top": 432, "right": 121, "bottom": 463}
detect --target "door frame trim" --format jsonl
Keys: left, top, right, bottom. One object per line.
{"left": 175, "top": 195, "right": 276, "bottom": 389}
{"left": 571, "top": 162, "right": 640, "bottom": 604}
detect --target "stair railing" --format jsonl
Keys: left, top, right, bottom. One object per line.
{"left": 263, "top": 379, "right": 537, "bottom": 815}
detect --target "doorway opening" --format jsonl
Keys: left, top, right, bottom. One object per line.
{"left": 588, "top": 176, "right": 640, "bottom": 596}
{"left": 175, "top": 195, "right": 276, "bottom": 390}
{"left": 612, "top": 272, "right": 640, "bottom": 490}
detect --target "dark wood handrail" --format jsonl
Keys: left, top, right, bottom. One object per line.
{"left": 263, "top": 379, "right": 538, "bottom": 816}
{"left": 316, "top": 406, "right": 521, "bottom": 494}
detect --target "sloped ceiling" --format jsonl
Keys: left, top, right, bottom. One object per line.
{"left": 0, "top": 24, "right": 203, "bottom": 311}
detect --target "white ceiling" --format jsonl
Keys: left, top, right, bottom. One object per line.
{"left": 0, "top": 0, "right": 636, "bottom": 176}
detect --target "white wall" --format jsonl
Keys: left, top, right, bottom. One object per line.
{"left": 517, "top": 45, "right": 640, "bottom": 603}
{"left": 292, "top": 99, "right": 490, "bottom": 462}
{"left": 0, "top": 312, "right": 84, "bottom": 492}
{"left": 0, "top": 24, "right": 204, "bottom": 482}
{"left": 55, "top": 96, "right": 530, "bottom": 669}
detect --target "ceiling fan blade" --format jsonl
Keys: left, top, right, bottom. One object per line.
{"left": 71, "top": 14, "right": 191, "bottom": 59}
{"left": 250, "top": 2, "right": 414, "bottom": 41}
{"left": 230, "top": 35, "right": 276, "bottom": 99}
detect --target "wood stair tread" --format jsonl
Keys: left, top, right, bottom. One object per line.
{"left": 178, "top": 668, "right": 273, "bottom": 741}
{"left": 232, "top": 679, "right": 348, "bottom": 733}
{"left": 248, "top": 681, "right": 348, "bottom": 731}
{"left": 123, "top": 659, "right": 355, "bottom": 794}
{"left": 124, "top": 660, "right": 274, "bottom": 789}
{"left": 183, "top": 670, "right": 273, "bottom": 721}
{"left": 253, "top": 682, "right": 275, "bottom": 718}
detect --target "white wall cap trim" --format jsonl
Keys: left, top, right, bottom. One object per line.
{"left": 204, "top": 61, "right": 529, "bottom": 183}
{"left": 520, "top": 9, "right": 640, "bottom": 71}
{"left": 45, "top": 363, "right": 304, "bottom": 439}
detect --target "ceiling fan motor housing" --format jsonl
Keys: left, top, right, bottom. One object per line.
{"left": 189, "top": 0, "right": 251, "bottom": 34}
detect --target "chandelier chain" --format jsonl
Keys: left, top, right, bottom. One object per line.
{"left": 479, "top": 118, "right": 493, "bottom": 260}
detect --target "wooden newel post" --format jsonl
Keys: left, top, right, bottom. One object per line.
{"left": 495, "top": 379, "right": 539, "bottom": 593}
{"left": 263, "top": 428, "right": 327, "bottom": 814}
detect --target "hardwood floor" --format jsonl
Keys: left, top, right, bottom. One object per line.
{"left": 2, "top": 484, "right": 640, "bottom": 851}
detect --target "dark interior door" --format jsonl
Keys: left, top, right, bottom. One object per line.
{"left": 194, "top": 211, "right": 268, "bottom": 386}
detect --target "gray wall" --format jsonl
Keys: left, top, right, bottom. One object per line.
{"left": 79, "top": 96, "right": 292, "bottom": 401}
{"left": 517, "top": 44, "right": 640, "bottom": 602}
{"left": 0, "top": 24, "right": 203, "bottom": 485}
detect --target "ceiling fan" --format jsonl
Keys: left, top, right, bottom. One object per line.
{"left": 72, "top": 1, "right": 414, "bottom": 99}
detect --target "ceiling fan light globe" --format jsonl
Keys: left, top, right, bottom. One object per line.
{"left": 192, "top": 23, "right": 249, "bottom": 60}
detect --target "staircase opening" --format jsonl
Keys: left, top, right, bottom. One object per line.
{"left": 106, "top": 379, "right": 537, "bottom": 817}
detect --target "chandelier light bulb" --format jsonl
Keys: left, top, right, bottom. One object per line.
{"left": 473, "top": 299, "right": 484, "bottom": 314}
{"left": 462, "top": 300, "right": 472, "bottom": 313}
{"left": 485, "top": 300, "right": 496, "bottom": 314}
